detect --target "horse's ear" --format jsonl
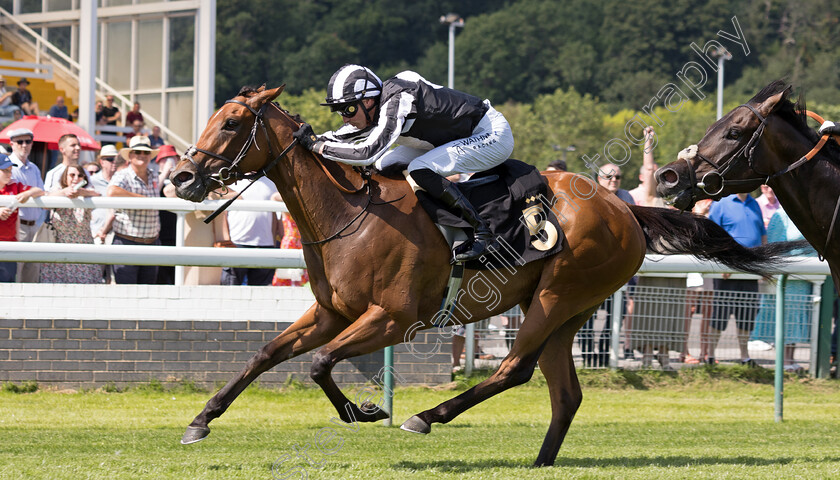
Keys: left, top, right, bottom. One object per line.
{"left": 247, "top": 85, "right": 286, "bottom": 109}
{"left": 757, "top": 85, "right": 792, "bottom": 117}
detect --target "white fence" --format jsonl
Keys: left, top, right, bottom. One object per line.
{"left": 1, "top": 195, "right": 834, "bottom": 374}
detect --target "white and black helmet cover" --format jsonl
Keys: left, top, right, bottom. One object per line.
{"left": 321, "top": 64, "right": 383, "bottom": 106}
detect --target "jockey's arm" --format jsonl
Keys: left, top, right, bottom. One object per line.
{"left": 315, "top": 95, "right": 408, "bottom": 166}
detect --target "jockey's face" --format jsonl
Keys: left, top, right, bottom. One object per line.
{"left": 343, "top": 98, "right": 377, "bottom": 130}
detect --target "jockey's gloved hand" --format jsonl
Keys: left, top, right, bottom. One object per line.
{"left": 819, "top": 120, "right": 840, "bottom": 136}
{"left": 293, "top": 123, "right": 320, "bottom": 151}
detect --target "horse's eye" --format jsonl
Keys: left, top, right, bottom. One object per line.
{"left": 726, "top": 129, "right": 740, "bottom": 140}
{"left": 223, "top": 119, "right": 239, "bottom": 131}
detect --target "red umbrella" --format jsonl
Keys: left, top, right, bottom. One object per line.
{"left": 0, "top": 115, "right": 100, "bottom": 151}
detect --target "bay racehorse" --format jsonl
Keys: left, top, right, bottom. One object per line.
{"left": 170, "top": 85, "right": 801, "bottom": 467}
{"left": 655, "top": 80, "right": 840, "bottom": 290}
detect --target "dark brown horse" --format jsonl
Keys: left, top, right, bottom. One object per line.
{"left": 655, "top": 80, "right": 840, "bottom": 290}
{"left": 170, "top": 85, "right": 798, "bottom": 467}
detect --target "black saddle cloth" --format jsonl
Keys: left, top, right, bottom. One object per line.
{"left": 413, "top": 159, "right": 565, "bottom": 270}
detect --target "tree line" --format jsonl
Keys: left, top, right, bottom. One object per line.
{"left": 215, "top": 0, "right": 840, "bottom": 184}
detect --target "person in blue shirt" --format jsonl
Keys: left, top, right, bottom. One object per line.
{"left": 47, "top": 96, "right": 69, "bottom": 119}
{"left": 707, "top": 193, "right": 766, "bottom": 366}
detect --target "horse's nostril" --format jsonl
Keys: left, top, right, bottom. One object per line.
{"left": 172, "top": 170, "right": 194, "bottom": 187}
{"left": 658, "top": 168, "right": 679, "bottom": 187}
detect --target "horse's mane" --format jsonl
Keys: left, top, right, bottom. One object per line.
{"left": 751, "top": 80, "right": 840, "bottom": 164}
{"left": 235, "top": 85, "right": 304, "bottom": 123}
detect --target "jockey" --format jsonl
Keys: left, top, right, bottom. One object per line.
{"left": 293, "top": 64, "right": 514, "bottom": 262}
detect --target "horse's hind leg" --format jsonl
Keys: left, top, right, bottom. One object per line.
{"left": 401, "top": 295, "right": 577, "bottom": 435}
{"left": 181, "top": 304, "right": 348, "bottom": 444}
{"left": 533, "top": 308, "right": 595, "bottom": 466}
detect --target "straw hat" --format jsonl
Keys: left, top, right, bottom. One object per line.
{"left": 98, "top": 144, "right": 119, "bottom": 160}
{"left": 118, "top": 135, "right": 159, "bottom": 161}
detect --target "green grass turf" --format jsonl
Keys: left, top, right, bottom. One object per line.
{"left": 2, "top": 369, "right": 840, "bottom": 479}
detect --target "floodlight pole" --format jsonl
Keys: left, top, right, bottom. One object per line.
{"left": 440, "top": 14, "right": 464, "bottom": 89}
{"left": 713, "top": 48, "right": 732, "bottom": 120}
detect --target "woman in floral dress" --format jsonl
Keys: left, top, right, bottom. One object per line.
{"left": 39, "top": 164, "right": 103, "bottom": 283}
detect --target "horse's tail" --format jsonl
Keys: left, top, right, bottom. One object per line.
{"left": 628, "top": 204, "right": 807, "bottom": 278}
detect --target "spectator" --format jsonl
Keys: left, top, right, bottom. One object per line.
{"left": 8, "top": 128, "right": 45, "bottom": 283}
{"left": 10, "top": 78, "right": 40, "bottom": 116}
{"left": 125, "top": 101, "right": 143, "bottom": 126}
{"left": 125, "top": 119, "right": 146, "bottom": 142}
{"left": 596, "top": 163, "right": 634, "bottom": 204}
{"left": 148, "top": 126, "right": 165, "bottom": 148}
{"left": 219, "top": 175, "right": 278, "bottom": 286}
{"left": 107, "top": 135, "right": 161, "bottom": 284}
{"left": 685, "top": 198, "right": 714, "bottom": 364}
{"left": 44, "top": 134, "right": 91, "bottom": 192}
{"left": 84, "top": 162, "right": 101, "bottom": 177}
{"left": 101, "top": 95, "right": 121, "bottom": 127}
{"left": 94, "top": 100, "right": 105, "bottom": 125}
{"left": 0, "top": 76, "right": 22, "bottom": 118}
{"left": 756, "top": 185, "right": 780, "bottom": 228}
{"left": 625, "top": 128, "right": 683, "bottom": 368}
{"left": 579, "top": 277, "right": 635, "bottom": 367}
{"left": 89, "top": 145, "right": 118, "bottom": 239}
{"left": 707, "top": 193, "right": 766, "bottom": 366}
{"left": 0, "top": 154, "right": 44, "bottom": 282}
{"left": 546, "top": 159, "right": 567, "bottom": 172}
{"left": 47, "top": 96, "right": 69, "bottom": 119}
{"left": 70, "top": 107, "right": 79, "bottom": 123}
{"left": 752, "top": 208, "right": 816, "bottom": 372}
{"left": 155, "top": 144, "right": 179, "bottom": 192}
{"left": 154, "top": 145, "right": 180, "bottom": 285}
{"left": 39, "top": 164, "right": 102, "bottom": 283}
{"left": 582, "top": 162, "right": 635, "bottom": 364}
{"left": 629, "top": 127, "right": 665, "bottom": 207}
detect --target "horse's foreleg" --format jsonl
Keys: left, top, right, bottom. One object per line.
{"left": 309, "top": 305, "right": 404, "bottom": 424}
{"left": 181, "top": 304, "right": 348, "bottom": 444}
{"left": 402, "top": 296, "right": 570, "bottom": 434}
{"left": 533, "top": 308, "right": 594, "bottom": 467}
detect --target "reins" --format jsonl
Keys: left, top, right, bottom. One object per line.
{"left": 188, "top": 95, "right": 402, "bottom": 243}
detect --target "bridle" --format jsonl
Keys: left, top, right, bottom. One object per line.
{"left": 184, "top": 96, "right": 402, "bottom": 243}
{"left": 683, "top": 104, "right": 838, "bottom": 254}
{"left": 183, "top": 100, "right": 288, "bottom": 191}
{"left": 685, "top": 105, "right": 834, "bottom": 198}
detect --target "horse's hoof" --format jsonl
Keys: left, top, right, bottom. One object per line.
{"left": 400, "top": 415, "right": 431, "bottom": 434}
{"left": 181, "top": 425, "right": 211, "bottom": 444}
{"left": 360, "top": 401, "right": 390, "bottom": 422}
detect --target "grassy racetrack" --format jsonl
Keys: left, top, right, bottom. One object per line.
{"left": 2, "top": 369, "right": 840, "bottom": 479}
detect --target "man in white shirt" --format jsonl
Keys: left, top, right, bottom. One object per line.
{"left": 220, "top": 176, "right": 278, "bottom": 286}
{"left": 43, "top": 134, "right": 91, "bottom": 193}
{"left": 8, "top": 128, "right": 44, "bottom": 282}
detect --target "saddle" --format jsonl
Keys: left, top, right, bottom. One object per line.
{"left": 408, "top": 159, "right": 565, "bottom": 270}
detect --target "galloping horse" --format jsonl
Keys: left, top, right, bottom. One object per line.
{"left": 655, "top": 80, "right": 840, "bottom": 290}
{"left": 170, "top": 85, "right": 799, "bottom": 467}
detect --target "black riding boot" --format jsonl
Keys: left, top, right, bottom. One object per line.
{"left": 439, "top": 184, "right": 498, "bottom": 262}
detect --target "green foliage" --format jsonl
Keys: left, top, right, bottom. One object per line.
{"left": 275, "top": 88, "right": 343, "bottom": 133}
{"left": 1, "top": 381, "right": 38, "bottom": 393}
{"left": 500, "top": 87, "right": 606, "bottom": 172}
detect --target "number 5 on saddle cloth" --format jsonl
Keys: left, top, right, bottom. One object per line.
{"left": 406, "top": 159, "right": 566, "bottom": 326}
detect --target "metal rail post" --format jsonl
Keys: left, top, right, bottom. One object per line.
{"left": 383, "top": 345, "right": 394, "bottom": 426}
{"left": 609, "top": 286, "right": 625, "bottom": 369}
{"left": 775, "top": 274, "right": 787, "bottom": 423}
